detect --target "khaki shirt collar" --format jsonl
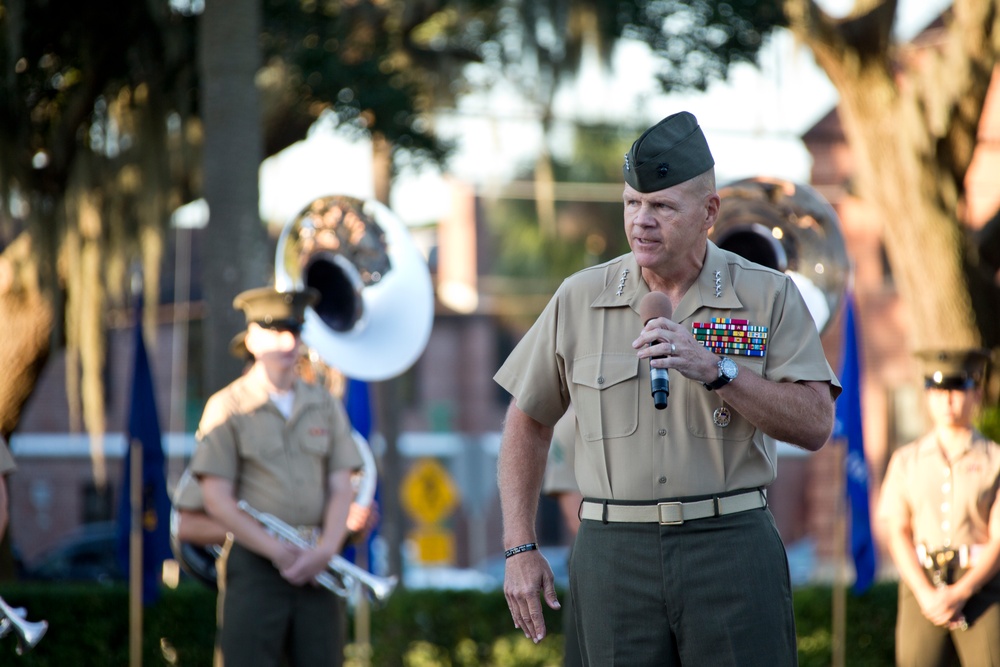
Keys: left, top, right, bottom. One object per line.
{"left": 235, "top": 374, "right": 323, "bottom": 421}
{"left": 914, "top": 429, "right": 986, "bottom": 460}
{"left": 591, "top": 241, "right": 743, "bottom": 321}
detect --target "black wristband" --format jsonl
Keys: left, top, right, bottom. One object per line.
{"left": 504, "top": 542, "right": 538, "bottom": 559}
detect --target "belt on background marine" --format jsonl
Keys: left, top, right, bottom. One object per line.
{"left": 580, "top": 488, "right": 766, "bottom": 525}
{"left": 917, "top": 543, "right": 985, "bottom": 570}
{"left": 265, "top": 524, "right": 320, "bottom": 545}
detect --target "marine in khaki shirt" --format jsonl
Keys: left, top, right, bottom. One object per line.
{"left": 192, "top": 373, "right": 361, "bottom": 527}
{"left": 877, "top": 348, "right": 1000, "bottom": 666}
{"left": 191, "top": 286, "right": 361, "bottom": 667}
{"left": 496, "top": 243, "right": 840, "bottom": 501}
{"left": 495, "top": 111, "right": 840, "bottom": 666}
{"left": 541, "top": 408, "right": 583, "bottom": 667}
{"left": 542, "top": 407, "right": 579, "bottom": 501}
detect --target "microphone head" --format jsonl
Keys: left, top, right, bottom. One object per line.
{"left": 639, "top": 291, "right": 673, "bottom": 324}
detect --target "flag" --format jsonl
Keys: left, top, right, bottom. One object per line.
{"left": 342, "top": 378, "right": 378, "bottom": 569}
{"left": 833, "top": 293, "right": 876, "bottom": 594}
{"left": 345, "top": 378, "right": 372, "bottom": 440}
{"left": 115, "top": 300, "right": 172, "bottom": 604}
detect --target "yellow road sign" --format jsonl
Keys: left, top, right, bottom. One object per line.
{"left": 400, "top": 457, "right": 459, "bottom": 524}
{"left": 409, "top": 525, "right": 455, "bottom": 564}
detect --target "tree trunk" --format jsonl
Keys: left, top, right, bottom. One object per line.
{"left": 199, "top": 0, "right": 270, "bottom": 396}
{"left": 838, "top": 78, "right": 979, "bottom": 350}
{"left": 786, "top": 0, "right": 999, "bottom": 350}
{"left": 0, "top": 233, "right": 53, "bottom": 439}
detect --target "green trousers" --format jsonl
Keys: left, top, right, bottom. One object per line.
{"left": 215, "top": 542, "right": 345, "bottom": 667}
{"left": 895, "top": 575, "right": 1000, "bottom": 667}
{"left": 571, "top": 506, "right": 797, "bottom": 666}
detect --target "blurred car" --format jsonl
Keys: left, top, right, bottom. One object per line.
{"left": 472, "top": 544, "right": 571, "bottom": 590}
{"left": 22, "top": 521, "right": 124, "bottom": 584}
{"left": 402, "top": 564, "right": 498, "bottom": 591}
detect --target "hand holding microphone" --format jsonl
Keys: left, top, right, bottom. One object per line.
{"left": 638, "top": 292, "right": 674, "bottom": 409}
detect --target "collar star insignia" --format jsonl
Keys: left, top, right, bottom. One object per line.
{"left": 714, "top": 270, "right": 722, "bottom": 298}
{"left": 616, "top": 268, "right": 629, "bottom": 297}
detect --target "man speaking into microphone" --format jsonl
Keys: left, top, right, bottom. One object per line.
{"left": 494, "top": 111, "right": 840, "bottom": 666}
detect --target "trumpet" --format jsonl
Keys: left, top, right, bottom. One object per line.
{"left": 0, "top": 595, "right": 47, "bottom": 655}
{"left": 238, "top": 500, "right": 398, "bottom": 602}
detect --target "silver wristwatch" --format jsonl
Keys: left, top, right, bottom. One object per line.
{"left": 704, "top": 356, "right": 739, "bottom": 391}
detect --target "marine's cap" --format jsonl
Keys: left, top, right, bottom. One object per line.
{"left": 232, "top": 286, "right": 319, "bottom": 329}
{"left": 623, "top": 111, "right": 715, "bottom": 193}
{"left": 916, "top": 348, "right": 990, "bottom": 390}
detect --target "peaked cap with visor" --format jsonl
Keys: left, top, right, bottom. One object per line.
{"left": 916, "top": 348, "right": 991, "bottom": 390}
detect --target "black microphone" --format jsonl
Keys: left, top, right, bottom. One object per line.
{"left": 639, "top": 292, "right": 673, "bottom": 410}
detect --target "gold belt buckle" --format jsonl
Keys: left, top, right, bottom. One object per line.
{"left": 658, "top": 501, "right": 684, "bottom": 525}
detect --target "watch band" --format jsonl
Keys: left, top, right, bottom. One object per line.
{"left": 703, "top": 374, "right": 731, "bottom": 391}
{"left": 704, "top": 357, "right": 737, "bottom": 391}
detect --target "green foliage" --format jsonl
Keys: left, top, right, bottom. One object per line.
{"left": 793, "top": 583, "right": 898, "bottom": 667}
{"left": 978, "top": 403, "right": 1000, "bottom": 442}
{"left": 619, "top": 0, "right": 786, "bottom": 91}
{"left": 0, "top": 581, "right": 902, "bottom": 666}
{"left": 0, "top": 582, "right": 216, "bottom": 665}
{"left": 484, "top": 122, "right": 635, "bottom": 290}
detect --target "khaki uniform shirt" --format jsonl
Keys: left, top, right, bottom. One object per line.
{"left": 0, "top": 436, "right": 15, "bottom": 476}
{"left": 190, "top": 375, "right": 362, "bottom": 526}
{"left": 495, "top": 242, "right": 840, "bottom": 500}
{"left": 877, "top": 430, "right": 1000, "bottom": 549}
{"left": 543, "top": 407, "right": 578, "bottom": 495}
{"left": 172, "top": 467, "right": 203, "bottom": 511}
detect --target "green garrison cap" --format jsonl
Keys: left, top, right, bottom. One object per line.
{"left": 623, "top": 111, "right": 715, "bottom": 193}
{"left": 232, "top": 286, "right": 319, "bottom": 328}
{"left": 916, "top": 348, "right": 990, "bottom": 390}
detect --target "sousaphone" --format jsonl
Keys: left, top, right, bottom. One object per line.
{"left": 712, "top": 177, "right": 849, "bottom": 335}
{"left": 275, "top": 194, "right": 434, "bottom": 380}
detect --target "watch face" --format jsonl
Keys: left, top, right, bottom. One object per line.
{"left": 720, "top": 357, "right": 738, "bottom": 379}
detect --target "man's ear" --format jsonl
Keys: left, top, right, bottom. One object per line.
{"left": 704, "top": 193, "right": 721, "bottom": 231}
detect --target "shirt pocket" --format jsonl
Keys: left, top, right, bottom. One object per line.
{"left": 685, "top": 356, "right": 765, "bottom": 441}
{"left": 236, "top": 414, "right": 285, "bottom": 460}
{"left": 297, "top": 411, "right": 333, "bottom": 459}
{"left": 571, "top": 353, "right": 639, "bottom": 442}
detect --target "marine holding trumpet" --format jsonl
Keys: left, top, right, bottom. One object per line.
{"left": 190, "top": 286, "right": 363, "bottom": 667}
{"left": 877, "top": 349, "right": 1000, "bottom": 666}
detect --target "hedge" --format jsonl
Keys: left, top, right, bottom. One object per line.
{"left": 0, "top": 581, "right": 898, "bottom": 666}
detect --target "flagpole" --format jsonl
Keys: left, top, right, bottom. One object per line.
{"left": 829, "top": 292, "right": 876, "bottom": 667}
{"left": 129, "top": 438, "right": 143, "bottom": 667}
{"left": 354, "top": 548, "right": 372, "bottom": 667}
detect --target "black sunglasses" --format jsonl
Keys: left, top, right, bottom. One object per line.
{"left": 261, "top": 322, "right": 302, "bottom": 336}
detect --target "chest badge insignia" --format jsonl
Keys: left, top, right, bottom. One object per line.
{"left": 713, "top": 407, "right": 731, "bottom": 428}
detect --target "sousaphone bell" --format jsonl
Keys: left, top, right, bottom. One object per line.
{"left": 275, "top": 194, "right": 434, "bottom": 380}
{"left": 713, "top": 177, "right": 849, "bottom": 335}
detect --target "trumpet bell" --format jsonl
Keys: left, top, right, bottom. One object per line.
{"left": 0, "top": 596, "right": 47, "bottom": 654}
{"left": 714, "top": 177, "right": 849, "bottom": 335}
{"left": 275, "top": 195, "right": 434, "bottom": 381}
